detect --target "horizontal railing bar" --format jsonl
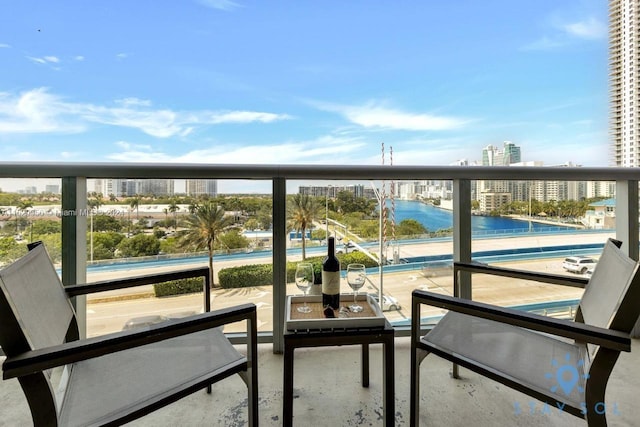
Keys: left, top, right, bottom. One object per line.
{"left": 2, "top": 162, "right": 640, "bottom": 181}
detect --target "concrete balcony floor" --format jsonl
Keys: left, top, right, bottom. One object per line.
{"left": 1, "top": 337, "right": 638, "bottom": 426}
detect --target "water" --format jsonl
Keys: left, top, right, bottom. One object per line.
{"left": 388, "top": 200, "right": 566, "bottom": 234}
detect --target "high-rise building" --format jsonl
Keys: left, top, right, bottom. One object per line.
{"left": 186, "top": 179, "right": 218, "bottom": 197}
{"left": 93, "top": 179, "right": 175, "bottom": 197}
{"left": 610, "top": 0, "right": 638, "bottom": 166}
{"left": 481, "top": 142, "right": 521, "bottom": 166}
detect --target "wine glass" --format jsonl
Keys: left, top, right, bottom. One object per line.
{"left": 295, "top": 262, "right": 314, "bottom": 313}
{"left": 346, "top": 263, "right": 366, "bottom": 313}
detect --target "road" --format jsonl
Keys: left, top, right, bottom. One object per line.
{"left": 84, "top": 231, "right": 605, "bottom": 336}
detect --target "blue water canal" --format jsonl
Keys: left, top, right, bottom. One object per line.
{"left": 389, "top": 200, "right": 570, "bottom": 235}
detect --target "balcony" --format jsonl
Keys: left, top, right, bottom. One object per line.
{"left": 1, "top": 162, "right": 640, "bottom": 425}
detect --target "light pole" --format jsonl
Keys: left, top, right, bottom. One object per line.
{"left": 325, "top": 185, "right": 332, "bottom": 243}
{"left": 370, "top": 182, "right": 385, "bottom": 303}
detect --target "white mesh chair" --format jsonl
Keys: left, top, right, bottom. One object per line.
{"left": 0, "top": 243, "right": 258, "bottom": 426}
{"left": 410, "top": 238, "right": 640, "bottom": 427}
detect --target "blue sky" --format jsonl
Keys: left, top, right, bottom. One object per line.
{"left": 1, "top": 1, "right": 609, "bottom": 191}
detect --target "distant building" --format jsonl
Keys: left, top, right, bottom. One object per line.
{"left": 583, "top": 198, "right": 616, "bottom": 229}
{"left": 45, "top": 184, "right": 60, "bottom": 194}
{"left": 18, "top": 186, "right": 37, "bottom": 195}
{"left": 610, "top": 0, "right": 639, "bottom": 166}
{"left": 94, "top": 179, "right": 175, "bottom": 197}
{"left": 298, "top": 185, "right": 364, "bottom": 198}
{"left": 479, "top": 192, "right": 512, "bottom": 212}
{"left": 186, "top": 179, "right": 218, "bottom": 197}
{"left": 482, "top": 142, "right": 520, "bottom": 166}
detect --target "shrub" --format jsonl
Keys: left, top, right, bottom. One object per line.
{"left": 216, "top": 252, "right": 378, "bottom": 289}
{"left": 218, "top": 264, "right": 273, "bottom": 288}
{"left": 153, "top": 277, "right": 204, "bottom": 297}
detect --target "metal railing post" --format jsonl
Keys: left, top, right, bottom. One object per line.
{"left": 452, "top": 178, "right": 472, "bottom": 377}
{"left": 616, "top": 179, "right": 640, "bottom": 337}
{"left": 61, "top": 176, "right": 87, "bottom": 338}
{"left": 272, "top": 177, "right": 287, "bottom": 353}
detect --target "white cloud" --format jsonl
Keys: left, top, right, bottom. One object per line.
{"left": 563, "top": 17, "right": 606, "bottom": 40}
{"left": 116, "top": 97, "right": 152, "bottom": 107}
{"left": 317, "top": 101, "right": 467, "bottom": 131}
{"left": 74, "top": 55, "right": 85, "bottom": 61}
{"left": 116, "top": 53, "right": 129, "bottom": 60}
{"left": 107, "top": 135, "right": 365, "bottom": 165}
{"left": 209, "top": 111, "right": 292, "bottom": 124}
{"left": 26, "top": 56, "right": 47, "bottom": 64}
{"left": 520, "top": 36, "right": 565, "bottom": 51}
{"left": 0, "top": 88, "right": 85, "bottom": 133}
{"left": 0, "top": 43, "right": 10, "bottom": 48}
{"left": 26, "top": 55, "right": 61, "bottom": 68}
{"left": 0, "top": 88, "right": 291, "bottom": 137}
{"left": 115, "top": 141, "right": 153, "bottom": 151}
{"left": 522, "top": 16, "right": 606, "bottom": 51}
{"left": 196, "top": 0, "right": 241, "bottom": 11}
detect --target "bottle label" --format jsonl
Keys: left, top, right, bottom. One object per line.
{"left": 322, "top": 271, "right": 341, "bottom": 295}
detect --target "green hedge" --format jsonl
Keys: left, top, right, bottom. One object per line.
{"left": 151, "top": 250, "right": 381, "bottom": 295}
{"left": 218, "top": 251, "right": 379, "bottom": 288}
{"left": 218, "top": 264, "right": 273, "bottom": 288}
{"left": 153, "top": 277, "right": 204, "bottom": 297}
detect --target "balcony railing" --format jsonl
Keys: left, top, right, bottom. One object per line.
{"left": 1, "top": 162, "right": 639, "bottom": 352}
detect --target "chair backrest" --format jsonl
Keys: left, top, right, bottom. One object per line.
{"left": 579, "top": 238, "right": 640, "bottom": 334}
{"left": 0, "top": 244, "right": 77, "bottom": 357}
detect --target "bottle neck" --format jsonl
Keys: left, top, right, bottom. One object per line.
{"left": 328, "top": 237, "right": 335, "bottom": 255}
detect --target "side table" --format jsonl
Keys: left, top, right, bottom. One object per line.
{"left": 282, "top": 320, "right": 395, "bottom": 427}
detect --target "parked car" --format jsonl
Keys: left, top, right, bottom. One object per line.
{"left": 562, "top": 256, "right": 597, "bottom": 274}
{"left": 368, "top": 293, "right": 401, "bottom": 311}
{"left": 122, "top": 311, "right": 198, "bottom": 330}
{"left": 585, "top": 265, "right": 596, "bottom": 278}
{"left": 336, "top": 242, "right": 359, "bottom": 254}
{"left": 122, "top": 315, "right": 169, "bottom": 330}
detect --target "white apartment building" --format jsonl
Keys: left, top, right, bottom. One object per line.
{"left": 186, "top": 179, "right": 218, "bottom": 197}
{"left": 610, "top": 0, "right": 639, "bottom": 166}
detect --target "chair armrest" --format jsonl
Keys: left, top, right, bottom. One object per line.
{"left": 64, "top": 266, "right": 210, "bottom": 297}
{"left": 2, "top": 303, "right": 256, "bottom": 380}
{"left": 411, "top": 289, "right": 630, "bottom": 352}
{"left": 454, "top": 261, "right": 589, "bottom": 288}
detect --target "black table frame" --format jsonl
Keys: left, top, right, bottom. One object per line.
{"left": 283, "top": 321, "right": 395, "bottom": 427}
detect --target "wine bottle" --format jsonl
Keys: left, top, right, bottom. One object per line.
{"left": 322, "top": 236, "right": 341, "bottom": 309}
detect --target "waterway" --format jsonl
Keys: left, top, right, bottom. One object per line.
{"left": 389, "top": 200, "right": 569, "bottom": 235}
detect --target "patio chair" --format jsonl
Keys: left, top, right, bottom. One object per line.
{"left": 0, "top": 243, "right": 258, "bottom": 426}
{"left": 410, "top": 238, "right": 640, "bottom": 427}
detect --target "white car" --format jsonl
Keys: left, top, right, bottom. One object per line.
{"left": 336, "top": 242, "right": 358, "bottom": 254}
{"left": 562, "top": 256, "right": 597, "bottom": 274}
{"left": 368, "top": 293, "right": 401, "bottom": 311}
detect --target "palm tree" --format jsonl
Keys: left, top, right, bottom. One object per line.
{"left": 168, "top": 199, "right": 180, "bottom": 232}
{"left": 288, "top": 193, "right": 320, "bottom": 260}
{"left": 15, "top": 200, "right": 33, "bottom": 236}
{"left": 129, "top": 196, "right": 140, "bottom": 220}
{"left": 179, "top": 202, "right": 232, "bottom": 288}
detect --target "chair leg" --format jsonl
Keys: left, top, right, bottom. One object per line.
{"left": 247, "top": 365, "right": 258, "bottom": 427}
{"left": 584, "top": 389, "right": 607, "bottom": 427}
{"left": 410, "top": 347, "right": 430, "bottom": 426}
{"left": 584, "top": 349, "right": 619, "bottom": 427}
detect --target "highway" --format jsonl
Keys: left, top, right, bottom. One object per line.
{"left": 84, "top": 231, "right": 613, "bottom": 337}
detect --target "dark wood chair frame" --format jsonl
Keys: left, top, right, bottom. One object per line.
{"left": 410, "top": 250, "right": 637, "bottom": 427}
{"left": 0, "top": 244, "right": 258, "bottom": 426}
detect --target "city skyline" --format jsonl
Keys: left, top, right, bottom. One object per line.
{"left": 2, "top": 1, "right": 608, "bottom": 193}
